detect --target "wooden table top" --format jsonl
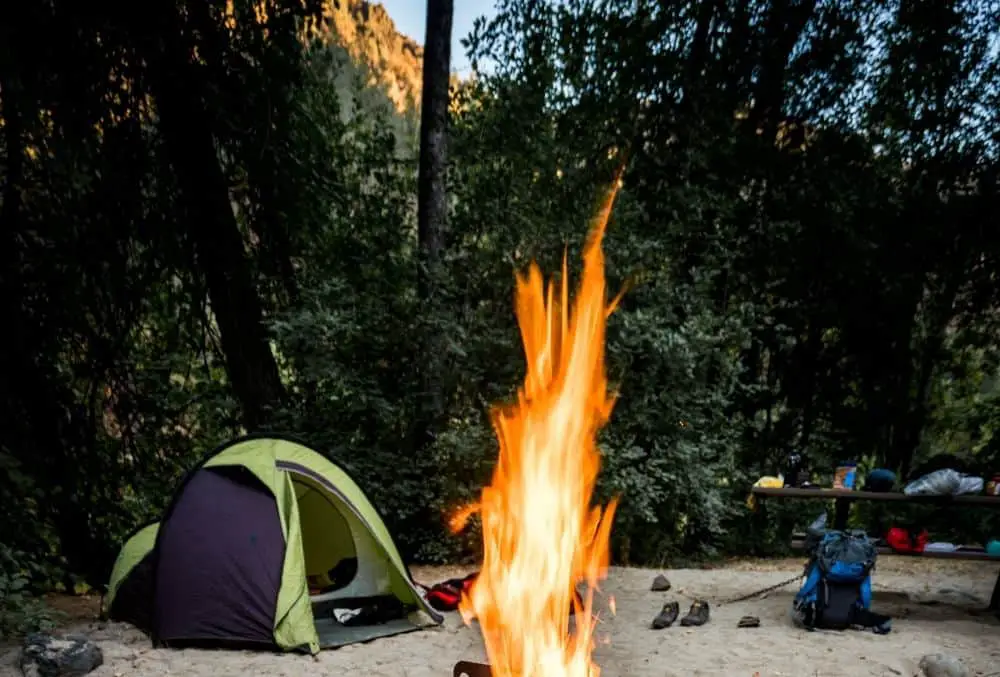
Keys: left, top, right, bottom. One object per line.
{"left": 751, "top": 485, "right": 1000, "bottom": 506}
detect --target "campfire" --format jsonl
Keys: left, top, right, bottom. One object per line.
{"left": 450, "top": 180, "right": 623, "bottom": 677}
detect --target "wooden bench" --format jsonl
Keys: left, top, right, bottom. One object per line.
{"left": 789, "top": 534, "right": 999, "bottom": 560}
{"left": 750, "top": 486, "right": 1000, "bottom": 612}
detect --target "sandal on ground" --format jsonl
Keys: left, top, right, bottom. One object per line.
{"left": 737, "top": 615, "right": 760, "bottom": 628}
{"left": 679, "top": 600, "right": 710, "bottom": 627}
{"left": 651, "top": 601, "right": 680, "bottom": 629}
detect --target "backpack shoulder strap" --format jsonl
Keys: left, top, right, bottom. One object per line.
{"left": 852, "top": 607, "right": 892, "bottom": 634}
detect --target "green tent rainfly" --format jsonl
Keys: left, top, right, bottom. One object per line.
{"left": 102, "top": 435, "right": 443, "bottom": 653}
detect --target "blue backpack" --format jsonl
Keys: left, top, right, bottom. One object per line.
{"left": 793, "top": 529, "right": 891, "bottom": 634}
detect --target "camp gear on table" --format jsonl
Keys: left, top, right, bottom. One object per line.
{"left": 904, "top": 468, "right": 984, "bottom": 496}
{"left": 783, "top": 452, "right": 808, "bottom": 488}
{"left": 862, "top": 469, "right": 896, "bottom": 492}
{"left": 833, "top": 461, "right": 857, "bottom": 490}
{"left": 747, "top": 476, "right": 784, "bottom": 510}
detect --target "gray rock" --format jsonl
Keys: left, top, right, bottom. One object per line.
{"left": 19, "top": 633, "right": 103, "bottom": 677}
{"left": 650, "top": 574, "right": 671, "bottom": 592}
{"left": 918, "top": 653, "right": 969, "bottom": 677}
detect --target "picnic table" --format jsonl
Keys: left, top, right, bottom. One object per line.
{"left": 750, "top": 486, "right": 1000, "bottom": 613}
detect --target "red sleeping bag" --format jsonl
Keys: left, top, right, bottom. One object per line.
{"left": 423, "top": 572, "right": 587, "bottom": 614}
{"left": 425, "top": 573, "right": 478, "bottom": 611}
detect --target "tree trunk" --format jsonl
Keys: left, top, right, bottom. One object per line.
{"left": 681, "top": 0, "right": 723, "bottom": 118}
{"left": 0, "top": 70, "right": 106, "bottom": 587}
{"left": 797, "top": 321, "right": 822, "bottom": 453}
{"left": 417, "top": 0, "right": 453, "bottom": 298}
{"left": 414, "top": 0, "right": 453, "bottom": 447}
{"left": 143, "top": 4, "right": 285, "bottom": 430}
{"left": 250, "top": 153, "right": 301, "bottom": 309}
{"left": 892, "top": 269, "right": 961, "bottom": 477}
{"left": 751, "top": 0, "right": 818, "bottom": 138}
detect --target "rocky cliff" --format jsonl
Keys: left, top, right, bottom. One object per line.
{"left": 324, "top": 0, "right": 424, "bottom": 112}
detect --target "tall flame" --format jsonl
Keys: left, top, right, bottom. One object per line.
{"left": 453, "top": 180, "right": 623, "bottom": 677}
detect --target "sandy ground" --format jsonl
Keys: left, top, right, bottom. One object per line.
{"left": 4, "top": 558, "right": 998, "bottom": 677}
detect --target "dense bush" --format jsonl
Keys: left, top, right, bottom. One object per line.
{"left": 0, "top": 1, "right": 998, "bottom": 633}
{"left": 0, "top": 545, "right": 59, "bottom": 640}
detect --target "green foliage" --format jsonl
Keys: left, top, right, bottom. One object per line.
{"left": 2, "top": 0, "right": 1000, "bottom": 594}
{"left": 0, "top": 545, "right": 61, "bottom": 640}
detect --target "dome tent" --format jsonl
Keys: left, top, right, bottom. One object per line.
{"left": 102, "top": 434, "right": 442, "bottom": 653}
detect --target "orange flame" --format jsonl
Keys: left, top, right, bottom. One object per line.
{"left": 454, "top": 179, "right": 623, "bottom": 677}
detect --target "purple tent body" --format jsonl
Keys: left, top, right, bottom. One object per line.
{"left": 153, "top": 466, "right": 285, "bottom": 648}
